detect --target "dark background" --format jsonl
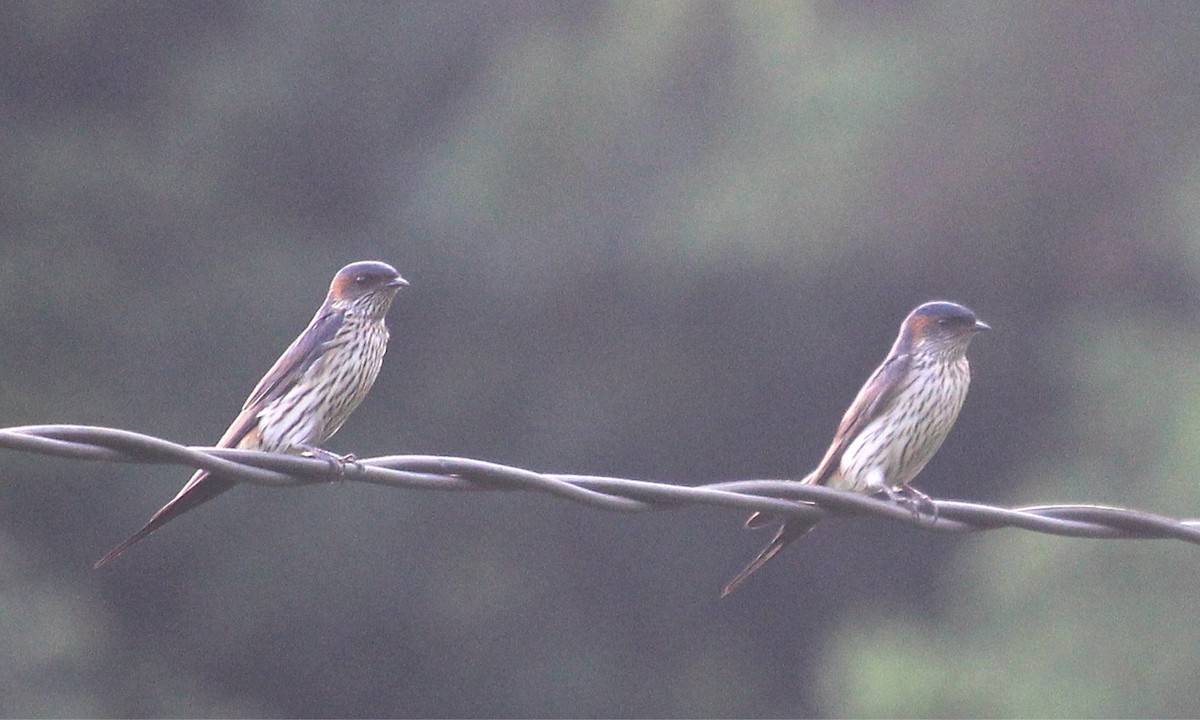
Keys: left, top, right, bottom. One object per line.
{"left": 3, "top": 2, "right": 1200, "bottom": 716}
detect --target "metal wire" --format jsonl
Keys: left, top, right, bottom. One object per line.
{"left": 5, "top": 423, "right": 1200, "bottom": 546}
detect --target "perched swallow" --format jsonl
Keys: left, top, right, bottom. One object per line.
{"left": 721, "top": 301, "right": 990, "bottom": 596}
{"left": 95, "top": 261, "right": 408, "bottom": 568}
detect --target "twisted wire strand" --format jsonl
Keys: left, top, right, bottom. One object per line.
{"left": 4, "top": 424, "right": 1200, "bottom": 546}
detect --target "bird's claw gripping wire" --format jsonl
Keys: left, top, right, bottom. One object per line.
{"left": 884, "top": 483, "right": 939, "bottom": 525}
{"left": 299, "top": 445, "right": 363, "bottom": 478}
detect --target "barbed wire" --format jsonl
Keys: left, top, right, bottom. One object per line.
{"left": 4, "top": 423, "right": 1200, "bottom": 546}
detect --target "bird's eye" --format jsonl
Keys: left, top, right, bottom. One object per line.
{"left": 355, "top": 274, "right": 369, "bottom": 285}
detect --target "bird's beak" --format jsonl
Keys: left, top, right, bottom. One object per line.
{"left": 388, "top": 276, "right": 410, "bottom": 289}
{"left": 973, "top": 319, "right": 992, "bottom": 332}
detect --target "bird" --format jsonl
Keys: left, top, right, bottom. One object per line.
{"left": 720, "top": 301, "right": 990, "bottom": 597}
{"left": 95, "top": 261, "right": 409, "bottom": 569}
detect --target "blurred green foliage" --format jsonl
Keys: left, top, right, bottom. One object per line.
{"left": 820, "top": 318, "right": 1200, "bottom": 717}
{"left": 3, "top": 1, "right": 1200, "bottom": 716}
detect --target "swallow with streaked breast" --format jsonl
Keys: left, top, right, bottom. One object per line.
{"left": 721, "top": 301, "right": 990, "bottom": 596}
{"left": 95, "top": 261, "right": 408, "bottom": 568}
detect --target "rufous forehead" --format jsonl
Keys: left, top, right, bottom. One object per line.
{"left": 329, "top": 272, "right": 357, "bottom": 294}
{"left": 328, "top": 261, "right": 401, "bottom": 295}
{"left": 338, "top": 260, "right": 399, "bottom": 277}
{"left": 329, "top": 269, "right": 382, "bottom": 297}
{"left": 907, "top": 313, "right": 938, "bottom": 332}
{"left": 906, "top": 307, "right": 977, "bottom": 335}
{"left": 906, "top": 313, "right": 957, "bottom": 337}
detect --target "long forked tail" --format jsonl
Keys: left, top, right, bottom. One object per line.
{"left": 720, "top": 520, "right": 817, "bottom": 597}
{"left": 94, "top": 472, "right": 236, "bottom": 569}
{"left": 94, "top": 523, "right": 160, "bottom": 570}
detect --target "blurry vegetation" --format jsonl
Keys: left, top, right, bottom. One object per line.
{"left": 3, "top": 1, "right": 1200, "bottom": 716}
{"left": 820, "top": 318, "right": 1200, "bottom": 717}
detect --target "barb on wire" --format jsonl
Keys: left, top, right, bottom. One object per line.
{"left": 4, "top": 424, "right": 1200, "bottom": 547}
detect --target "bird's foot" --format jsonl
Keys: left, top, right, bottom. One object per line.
{"left": 884, "top": 484, "right": 938, "bottom": 524}
{"left": 299, "top": 446, "right": 363, "bottom": 478}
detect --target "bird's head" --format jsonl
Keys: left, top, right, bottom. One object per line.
{"left": 901, "top": 301, "right": 990, "bottom": 358}
{"left": 328, "top": 261, "right": 408, "bottom": 317}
